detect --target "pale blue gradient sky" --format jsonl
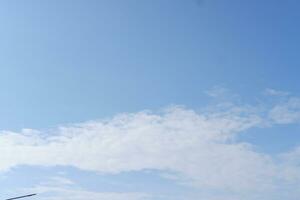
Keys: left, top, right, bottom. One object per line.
{"left": 0, "top": 0, "right": 299, "bottom": 129}
{"left": 0, "top": 1, "right": 300, "bottom": 200}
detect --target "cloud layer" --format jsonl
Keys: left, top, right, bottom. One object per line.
{"left": 2, "top": 93, "right": 300, "bottom": 199}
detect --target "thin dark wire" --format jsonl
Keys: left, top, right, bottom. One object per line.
{"left": 5, "top": 194, "right": 37, "bottom": 200}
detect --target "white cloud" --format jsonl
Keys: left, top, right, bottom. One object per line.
{"left": 1, "top": 93, "right": 300, "bottom": 199}
{"left": 0, "top": 106, "right": 267, "bottom": 191}
{"left": 269, "top": 97, "right": 300, "bottom": 124}
{"left": 264, "top": 88, "right": 290, "bottom": 96}
{"left": 204, "top": 86, "right": 239, "bottom": 101}
{"left": 205, "top": 86, "right": 230, "bottom": 98}
{"left": 34, "top": 188, "right": 147, "bottom": 200}
{"left": 280, "top": 146, "right": 300, "bottom": 169}
{"left": 22, "top": 177, "right": 148, "bottom": 200}
{"left": 46, "top": 177, "right": 75, "bottom": 186}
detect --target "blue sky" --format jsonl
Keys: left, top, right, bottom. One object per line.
{"left": 0, "top": 1, "right": 300, "bottom": 200}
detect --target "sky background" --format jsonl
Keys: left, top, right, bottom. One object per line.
{"left": 0, "top": 1, "right": 300, "bottom": 200}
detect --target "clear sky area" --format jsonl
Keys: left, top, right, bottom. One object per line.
{"left": 0, "top": 1, "right": 300, "bottom": 200}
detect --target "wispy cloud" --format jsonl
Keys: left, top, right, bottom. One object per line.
{"left": 264, "top": 88, "right": 290, "bottom": 97}
{"left": 204, "top": 86, "right": 240, "bottom": 101}
{"left": 269, "top": 97, "right": 300, "bottom": 124}
{"left": 22, "top": 177, "right": 148, "bottom": 200}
